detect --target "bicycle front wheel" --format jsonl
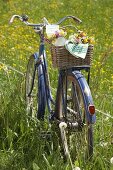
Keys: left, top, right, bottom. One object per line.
{"left": 25, "top": 55, "right": 46, "bottom": 119}
{"left": 56, "top": 71, "right": 93, "bottom": 167}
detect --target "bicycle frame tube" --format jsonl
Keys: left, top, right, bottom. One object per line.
{"left": 38, "top": 38, "right": 55, "bottom": 114}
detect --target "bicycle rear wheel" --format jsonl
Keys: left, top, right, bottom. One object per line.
{"left": 56, "top": 72, "right": 93, "bottom": 167}
{"left": 25, "top": 55, "right": 46, "bottom": 119}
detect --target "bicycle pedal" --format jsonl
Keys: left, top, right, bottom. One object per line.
{"left": 68, "top": 122, "right": 78, "bottom": 128}
{"left": 67, "top": 121, "right": 84, "bottom": 132}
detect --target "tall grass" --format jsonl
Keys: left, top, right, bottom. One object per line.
{"left": 0, "top": 0, "right": 113, "bottom": 169}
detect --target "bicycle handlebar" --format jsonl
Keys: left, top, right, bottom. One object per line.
{"left": 9, "top": 15, "right": 44, "bottom": 27}
{"left": 9, "top": 14, "right": 82, "bottom": 27}
{"left": 56, "top": 16, "right": 82, "bottom": 25}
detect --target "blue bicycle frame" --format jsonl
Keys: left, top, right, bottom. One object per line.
{"left": 33, "top": 36, "right": 96, "bottom": 123}
{"left": 9, "top": 14, "right": 96, "bottom": 124}
{"left": 32, "top": 36, "right": 55, "bottom": 119}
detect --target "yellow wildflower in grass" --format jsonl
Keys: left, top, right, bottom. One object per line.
{"left": 0, "top": 63, "right": 4, "bottom": 69}
{"left": 8, "top": 70, "right": 12, "bottom": 74}
{"left": 19, "top": 55, "right": 25, "bottom": 60}
{"left": 101, "top": 68, "right": 105, "bottom": 74}
{"left": 109, "top": 86, "right": 113, "bottom": 90}
{"left": 3, "top": 65, "right": 8, "bottom": 73}
{"left": 49, "top": 2, "right": 58, "bottom": 9}
{"left": 13, "top": 63, "right": 16, "bottom": 67}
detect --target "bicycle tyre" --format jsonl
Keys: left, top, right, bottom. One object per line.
{"left": 25, "top": 55, "right": 46, "bottom": 119}
{"left": 56, "top": 71, "right": 93, "bottom": 167}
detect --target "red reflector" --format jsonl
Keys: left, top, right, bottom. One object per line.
{"left": 88, "top": 105, "right": 95, "bottom": 115}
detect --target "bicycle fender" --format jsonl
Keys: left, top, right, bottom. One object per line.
{"left": 72, "top": 71, "right": 96, "bottom": 124}
{"left": 33, "top": 52, "right": 46, "bottom": 119}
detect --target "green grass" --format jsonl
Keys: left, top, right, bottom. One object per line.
{"left": 0, "top": 0, "right": 113, "bottom": 169}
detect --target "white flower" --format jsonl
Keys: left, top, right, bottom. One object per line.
{"left": 99, "top": 142, "right": 108, "bottom": 147}
{"left": 59, "top": 122, "right": 67, "bottom": 129}
{"left": 110, "top": 157, "right": 113, "bottom": 164}
{"left": 73, "top": 167, "right": 81, "bottom": 170}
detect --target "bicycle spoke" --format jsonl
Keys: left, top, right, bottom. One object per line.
{"left": 57, "top": 73, "right": 93, "bottom": 167}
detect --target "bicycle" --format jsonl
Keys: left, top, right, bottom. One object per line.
{"left": 10, "top": 14, "right": 96, "bottom": 169}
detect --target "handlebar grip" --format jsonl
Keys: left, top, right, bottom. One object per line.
{"left": 9, "top": 15, "right": 22, "bottom": 24}
{"left": 9, "top": 15, "right": 15, "bottom": 24}
{"left": 71, "top": 16, "right": 82, "bottom": 24}
{"left": 56, "top": 15, "right": 82, "bottom": 25}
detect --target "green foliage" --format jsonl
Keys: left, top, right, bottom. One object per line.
{"left": 0, "top": 0, "right": 113, "bottom": 169}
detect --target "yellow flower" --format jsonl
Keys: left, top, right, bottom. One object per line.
{"left": 101, "top": 68, "right": 105, "bottom": 73}
{"left": 60, "top": 29, "right": 67, "bottom": 36}
{"left": 83, "top": 38, "right": 88, "bottom": 44}
{"left": 13, "top": 63, "right": 16, "bottom": 67}
{"left": 79, "top": 31, "right": 87, "bottom": 37}
{"left": 0, "top": 64, "right": 4, "bottom": 70}
{"left": 88, "top": 37, "right": 95, "bottom": 44}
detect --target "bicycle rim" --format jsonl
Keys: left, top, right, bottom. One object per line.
{"left": 58, "top": 73, "right": 93, "bottom": 167}
{"left": 25, "top": 55, "right": 39, "bottom": 118}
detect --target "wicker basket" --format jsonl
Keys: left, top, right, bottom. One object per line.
{"left": 50, "top": 44, "right": 94, "bottom": 69}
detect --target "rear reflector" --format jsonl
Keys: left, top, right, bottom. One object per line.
{"left": 88, "top": 105, "right": 95, "bottom": 115}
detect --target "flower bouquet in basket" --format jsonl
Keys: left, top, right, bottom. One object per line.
{"left": 46, "top": 24, "right": 94, "bottom": 60}
{"left": 65, "top": 31, "right": 95, "bottom": 59}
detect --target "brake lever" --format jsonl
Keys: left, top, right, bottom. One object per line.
{"left": 21, "top": 15, "right": 29, "bottom": 22}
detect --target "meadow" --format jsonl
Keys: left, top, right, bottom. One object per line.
{"left": 0, "top": 0, "right": 113, "bottom": 169}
